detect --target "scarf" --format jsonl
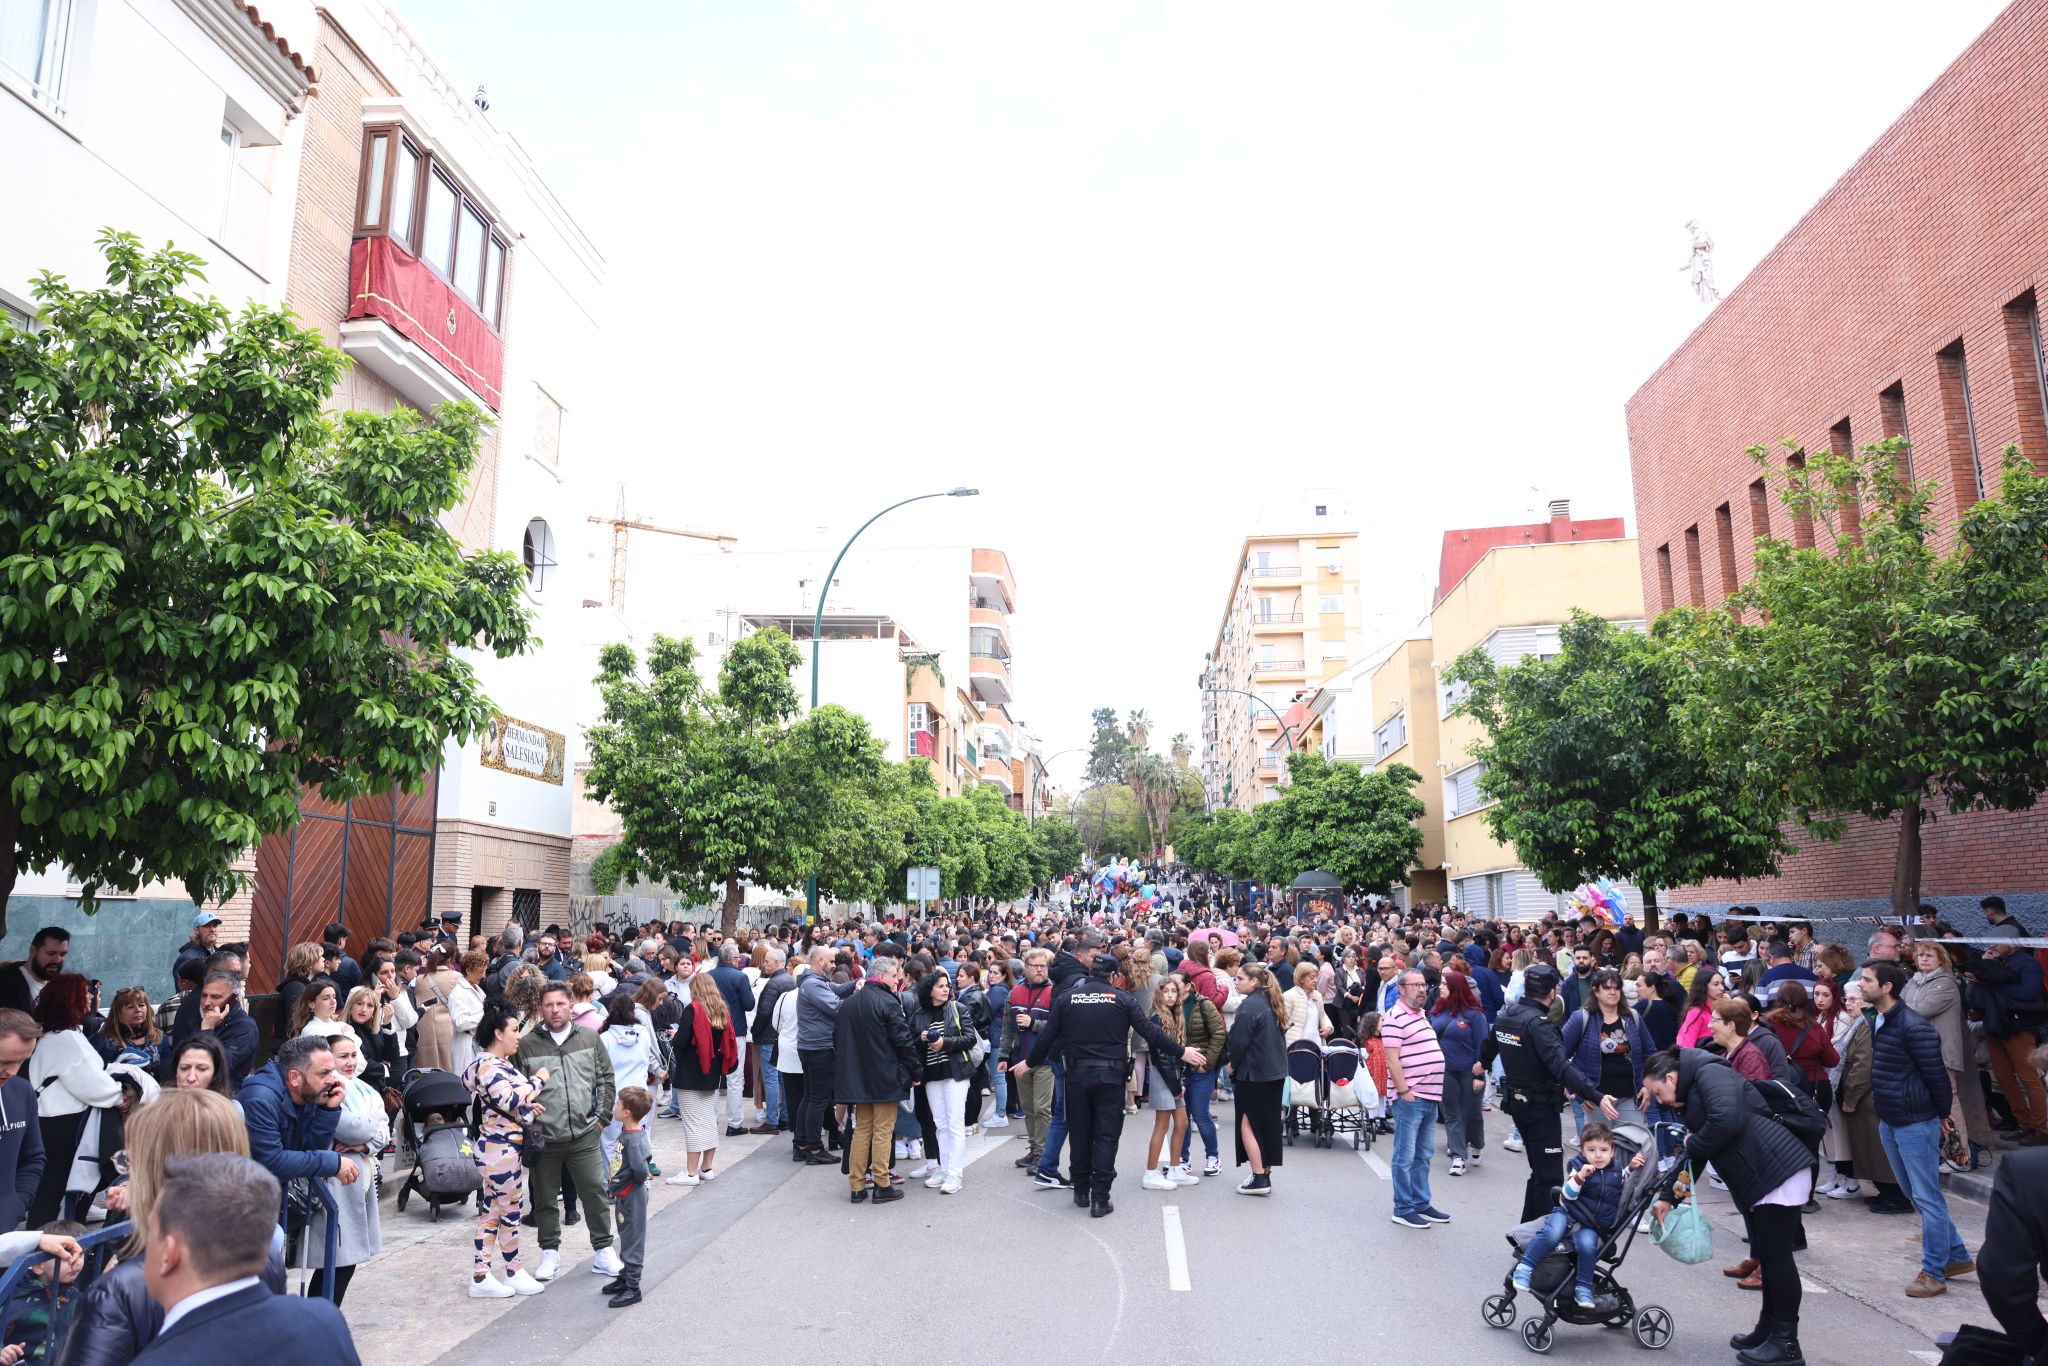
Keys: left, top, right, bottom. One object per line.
{"left": 692, "top": 1004, "right": 739, "bottom": 1078}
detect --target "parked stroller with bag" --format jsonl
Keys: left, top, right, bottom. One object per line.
{"left": 394, "top": 1068, "right": 482, "bottom": 1221}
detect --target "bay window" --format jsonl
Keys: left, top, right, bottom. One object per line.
{"left": 355, "top": 125, "right": 509, "bottom": 327}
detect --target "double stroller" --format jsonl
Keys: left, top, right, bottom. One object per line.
{"left": 1479, "top": 1121, "right": 1686, "bottom": 1354}
{"left": 393, "top": 1068, "right": 483, "bottom": 1221}
{"left": 1280, "top": 1038, "right": 1377, "bottom": 1150}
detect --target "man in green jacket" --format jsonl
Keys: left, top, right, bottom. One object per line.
{"left": 518, "top": 981, "right": 620, "bottom": 1281}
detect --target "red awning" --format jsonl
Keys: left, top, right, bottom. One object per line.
{"left": 347, "top": 236, "right": 504, "bottom": 411}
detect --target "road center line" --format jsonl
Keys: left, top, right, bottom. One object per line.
{"left": 1360, "top": 1148, "right": 1391, "bottom": 1179}
{"left": 1162, "top": 1206, "right": 1192, "bottom": 1292}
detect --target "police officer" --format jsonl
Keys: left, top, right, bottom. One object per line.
{"left": 1027, "top": 954, "right": 1206, "bottom": 1218}
{"left": 1482, "top": 963, "right": 1617, "bottom": 1223}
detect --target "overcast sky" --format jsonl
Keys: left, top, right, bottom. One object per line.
{"left": 421, "top": 0, "right": 2007, "bottom": 775}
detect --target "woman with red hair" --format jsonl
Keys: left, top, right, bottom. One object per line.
{"left": 1430, "top": 969, "right": 1488, "bottom": 1175}
{"left": 27, "top": 972, "right": 124, "bottom": 1224}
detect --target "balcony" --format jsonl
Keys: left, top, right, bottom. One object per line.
{"left": 971, "top": 548, "right": 1017, "bottom": 613}
{"left": 1250, "top": 612, "right": 1304, "bottom": 628}
{"left": 968, "top": 605, "right": 1011, "bottom": 637}
{"left": 1248, "top": 564, "right": 1302, "bottom": 580}
{"left": 969, "top": 652, "right": 1012, "bottom": 706}
{"left": 978, "top": 757, "right": 1015, "bottom": 792}
{"left": 1254, "top": 658, "right": 1307, "bottom": 675}
{"left": 343, "top": 236, "right": 504, "bottom": 412}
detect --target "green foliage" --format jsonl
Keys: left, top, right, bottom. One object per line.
{"left": 1253, "top": 753, "right": 1425, "bottom": 893}
{"left": 1665, "top": 437, "right": 2048, "bottom": 916}
{"left": 1446, "top": 610, "right": 1789, "bottom": 925}
{"left": 1085, "top": 707, "right": 1129, "bottom": 785}
{"left": 0, "top": 231, "right": 532, "bottom": 930}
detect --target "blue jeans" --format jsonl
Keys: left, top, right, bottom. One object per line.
{"left": 1521, "top": 1210, "right": 1600, "bottom": 1300}
{"left": 988, "top": 1053, "right": 1007, "bottom": 1118}
{"left": 1880, "top": 1117, "right": 1971, "bottom": 1279}
{"left": 760, "top": 1046, "right": 786, "bottom": 1125}
{"left": 1180, "top": 1067, "right": 1219, "bottom": 1163}
{"left": 1390, "top": 1097, "right": 1437, "bottom": 1218}
{"left": 1036, "top": 1061, "right": 1068, "bottom": 1176}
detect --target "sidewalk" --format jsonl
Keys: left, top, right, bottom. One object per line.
{"left": 343, "top": 1111, "right": 787, "bottom": 1363}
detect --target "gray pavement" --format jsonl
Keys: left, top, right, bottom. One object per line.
{"left": 371, "top": 1101, "right": 2027, "bottom": 1365}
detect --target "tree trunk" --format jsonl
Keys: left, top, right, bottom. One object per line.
{"left": 1892, "top": 795, "right": 1923, "bottom": 923}
{"left": 0, "top": 794, "right": 18, "bottom": 941}
{"left": 720, "top": 868, "right": 744, "bottom": 936}
{"left": 1640, "top": 884, "right": 1660, "bottom": 935}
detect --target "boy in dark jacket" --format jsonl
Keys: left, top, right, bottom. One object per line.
{"left": 602, "top": 1088, "right": 652, "bottom": 1309}
{"left": 1512, "top": 1122, "right": 1643, "bottom": 1310}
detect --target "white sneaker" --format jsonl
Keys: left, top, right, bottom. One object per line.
{"left": 1706, "top": 1172, "right": 1729, "bottom": 1191}
{"left": 940, "top": 1172, "right": 963, "bottom": 1194}
{"left": 1448, "top": 1157, "right": 1467, "bottom": 1177}
{"left": 1814, "top": 1174, "right": 1840, "bottom": 1197}
{"left": 700, "top": 1168, "right": 716, "bottom": 1181}
{"left": 909, "top": 1159, "right": 938, "bottom": 1179}
{"left": 1503, "top": 1135, "right": 1524, "bottom": 1154}
{"left": 893, "top": 1140, "right": 910, "bottom": 1160}
{"left": 665, "top": 1173, "right": 700, "bottom": 1186}
{"left": 1169, "top": 1165, "right": 1200, "bottom": 1186}
{"left": 925, "top": 1168, "right": 947, "bottom": 1188}
{"left": 1824, "top": 1178, "right": 1861, "bottom": 1200}
{"left": 591, "top": 1248, "right": 622, "bottom": 1276}
{"left": 983, "top": 1115, "right": 1009, "bottom": 1129}
{"left": 505, "top": 1269, "right": 546, "bottom": 1295}
{"left": 532, "top": 1250, "right": 561, "bottom": 1282}
{"left": 1637, "top": 1212, "right": 1654, "bottom": 1235}
{"left": 469, "top": 1274, "right": 516, "bottom": 1299}
{"left": 1467, "top": 1150, "right": 1482, "bottom": 1166}
{"left": 1142, "top": 1168, "right": 1177, "bottom": 1191}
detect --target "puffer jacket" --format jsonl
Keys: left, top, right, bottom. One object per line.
{"left": 1183, "top": 993, "right": 1226, "bottom": 1072}
{"left": 1561, "top": 1007, "right": 1648, "bottom": 1096}
{"left": 1869, "top": 1000, "right": 1951, "bottom": 1128}
{"left": 239, "top": 1061, "right": 341, "bottom": 1183}
{"left": 514, "top": 1025, "right": 616, "bottom": 1144}
{"left": 906, "top": 1001, "right": 980, "bottom": 1083}
{"left": 601, "top": 1022, "right": 653, "bottom": 1093}
{"left": 1671, "top": 1047, "right": 1814, "bottom": 1212}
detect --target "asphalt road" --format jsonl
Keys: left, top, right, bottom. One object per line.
{"left": 417, "top": 1102, "right": 1992, "bottom": 1366}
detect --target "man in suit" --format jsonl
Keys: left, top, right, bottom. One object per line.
{"left": 134, "top": 1152, "right": 359, "bottom": 1364}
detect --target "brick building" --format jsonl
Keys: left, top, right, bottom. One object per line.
{"left": 1625, "top": 0, "right": 2048, "bottom": 926}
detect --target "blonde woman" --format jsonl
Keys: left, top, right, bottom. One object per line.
{"left": 448, "top": 950, "right": 489, "bottom": 1073}
{"left": 1140, "top": 976, "right": 1199, "bottom": 1190}
{"left": 343, "top": 985, "right": 398, "bottom": 1094}
{"left": 1902, "top": 941, "right": 1978, "bottom": 1160}
{"left": 1125, "top": 950, "right": 1157, "bottom": 1112}
{"left": 62, "top": 1089, "right": 278, "bottom": 1360}
{"left": 276, "top": 941, "right": 324, "bottom": 1035}
{"left": 664, "top": 973, "right": 738, "bottom": 1185}
{"left": 309, "top": 1029, "right": 389, "bottom": 1304}
{"left": 1284, "top": 962, "right": 1333, "bottom": 1045}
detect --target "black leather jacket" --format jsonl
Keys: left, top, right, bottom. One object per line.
{"left": 906, "top": 1002, "right": 980, "bottom": 1082}
{"left": 55, "top": 1235, "right": 286, "bottom": 1366}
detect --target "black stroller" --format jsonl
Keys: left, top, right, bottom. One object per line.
{"left": 1478, "top": 1121, "right": 1685, "bottom": 1354}
{"left": 394, "top": 1068, "right": 482, "bottom": 1221}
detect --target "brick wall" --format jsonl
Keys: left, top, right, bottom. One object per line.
{"left": 1627, "top": 0, "right": 2048, "bottom": 909}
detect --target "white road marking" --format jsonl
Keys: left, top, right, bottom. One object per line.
{"left": 1162, "top": 1206, "right": 1192, "bottom": 1292}
{"left": 1360, "top": 1148, "right": 1391, "bottom": 1179}
{"left": 1908, "top": 1352, "right": 1942, "bottom": 1364}
{"left": 956, "top": 1133, "right": 1013, "bottom": 1172}
{"left": 1800, "top": 1276, "right": 1829, "bottom": 1294}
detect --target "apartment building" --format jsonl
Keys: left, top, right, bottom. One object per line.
{"left": 1432, "top": 510, "right": 1644, "bottom": 921}
{"left": 245, "top": 0, "right": 604, "bottom": 984}
{"left": 1200, "top": 499, "right": 1370, "bottom": 811}
{"left": 2, "top": 0, "right": 316, "bottom": 982}
{"left": 1627, "top": 0, "right": 2048, "bottom": 923}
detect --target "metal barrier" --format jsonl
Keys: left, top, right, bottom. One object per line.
{"left": 0, "top": 1221, "right": 132, "bottom": 1359}
{"left": 286, "top": 1176, "right": 344, "bottom": 1302}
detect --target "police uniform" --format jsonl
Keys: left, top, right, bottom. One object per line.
{"left": 1027, "top": 959, "right": 1187, "bottom": 1211}
{"left": 1481, "top": 964, "right": 1609, "bottom": 1223}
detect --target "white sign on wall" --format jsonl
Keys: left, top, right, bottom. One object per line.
{"left": 906, "top": 866, "right": 941, "bottom": 901}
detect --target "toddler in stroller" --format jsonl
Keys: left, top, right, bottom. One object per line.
{"left": 1513, "top": 1122, "right": 1641, "bottom": 1308}
{"left": 1481, "top": 1119, "right": 1684, "bottom": 1354}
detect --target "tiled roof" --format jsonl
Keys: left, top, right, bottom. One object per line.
{"left": 240, "top": 2, "right": 316, "bottom": 82}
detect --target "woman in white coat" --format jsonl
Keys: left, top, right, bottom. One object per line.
{"left": 27, "top": 974, "right": 125, "bottom": 1226}
{"left": 448, "top": 950, "right": 490, "bottom": 1074}
{"left": 309, "top": 1029, "right": 389, "bottom": 1305}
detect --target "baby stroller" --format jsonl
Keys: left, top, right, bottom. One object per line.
{"left": 1319, "top": 1039, "right": 1373, "bottom": 1150}
{"left": 1280, "top": 1040, "right": 1326, "bottom": 1146}
{"left": 394, "top": 1068, "right": 482, "bottom": 1221}
{"left": 1478, "top": 1121, "right": 1685, "bottom": 1354}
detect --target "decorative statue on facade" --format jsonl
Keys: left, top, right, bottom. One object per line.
{"left": 1682, "top": 220, "right": 1720, "bottom": 304}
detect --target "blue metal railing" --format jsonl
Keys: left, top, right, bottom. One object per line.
{"left": 286, "top": 1176, "right": 344, "bottom": 1302}
{"left": 0, "top": 1222, "right": 132, "bottom": 1358}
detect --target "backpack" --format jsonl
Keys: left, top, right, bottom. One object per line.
{"left": 1749, "top": 1076, "right": 1825, "bottom": 1152}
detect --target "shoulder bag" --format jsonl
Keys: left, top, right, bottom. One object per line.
{"left": 956, "top": 1003, "right": 988, "bottom": 1069}
{"left": 1650, "top": 1172, "right": 1715, "bottom": 1265}
{"left": 480, "top": 1070, "right": 546, "bottom": 1168}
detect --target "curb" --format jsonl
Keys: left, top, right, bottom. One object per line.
{"left": 1939, "top": 1166, "right": 1996, "bottom": 1204}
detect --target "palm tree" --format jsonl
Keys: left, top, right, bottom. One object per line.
{"left": 1126, "top": 709, "right": 1152, "bottom": 752}
{"left": 1169, "top": 732, "right": 1192, "bottom": 769}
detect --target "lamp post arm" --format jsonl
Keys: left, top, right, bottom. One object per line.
{"left": 808, "top": 492, "right": 947, "bottom": 710}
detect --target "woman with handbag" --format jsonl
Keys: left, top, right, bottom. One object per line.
{"left": 906, "top": 971, "right": 979, "bottom": 1194}
{"left": 1645, "top": 1047, "right": 1818, "bottom": 1365}
{"left": 409, "top": 945, "right": 460, "bottom": 1074}
{"left": 665, "top": 973, "right": 739, "bottom": 1186}
{"left": 463, "top": 999, "right": 548, "bottom": 1299}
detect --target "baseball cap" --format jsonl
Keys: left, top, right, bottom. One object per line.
{"left": 1522, "top": 963, "right": 1563, "bottom": 997}
{"left": 192, "top": 911, "right": 222, "bottom": 929}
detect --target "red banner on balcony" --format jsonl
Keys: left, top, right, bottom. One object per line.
{"left": 347, "top": 236, "right": 504, "bottom": 411}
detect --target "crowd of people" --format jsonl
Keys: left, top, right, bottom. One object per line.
{"left": 0, "top": 884, "right": 2040, "bottom": 1365}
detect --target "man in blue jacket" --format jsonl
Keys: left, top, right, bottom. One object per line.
{"left": 0, "top": 1010, "right": 45, "bottom": 1234}
{"left": 710, "top": 943, "right": 758, "bottom": 1135}
{"left": 1861, "top": 959, "right": 1974, "bottom": 1299}
{"left": 240, "top": 1035, "right": 356, "bottom": 1214}
{"left": 134, "top": 1153, "right": 359, "bottom": 1365}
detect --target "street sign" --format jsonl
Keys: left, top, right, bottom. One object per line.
{"left": 907, "top": 866, "right": 940, "bottom": 901}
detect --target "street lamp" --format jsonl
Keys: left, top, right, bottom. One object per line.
{"left": 804, "top": 487, "right": 978, "bottom": 922}
{"left": 1027, "top": 746, "right": 1090, "bottom": 827}
{"left": 1204, "top": 685, "right": 1297, "bottom": 806}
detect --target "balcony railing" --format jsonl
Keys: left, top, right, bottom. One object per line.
{"left": 1255, "top": 658, "right": 1306, "bottom": 672}
{"left": 1248, "top": 565, "right": 1301, "bottom": 578}
{"left": 1251, "top": 611, "right": 1305, "bottom": 625}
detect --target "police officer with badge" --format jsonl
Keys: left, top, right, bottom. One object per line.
{"left": 1482, "top": 963, "right": 1617, "bottom": 1222}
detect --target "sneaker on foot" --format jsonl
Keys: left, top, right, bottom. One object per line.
{"left": 1203, "top": 1156, "right": 1222, "bottom": 1177}
{"left": 925, "top": 1169, "right": 947, "bottom": 1189}
{"left": 1575, "top": 1291, "right": 1599, "bottom": 1310}
{"left": 608, "top": 1286, "right": 642, "bottom": 1308}
{"left": 909, "top": 1159, "right": 938, "bottom": 1180}
{"left": 1419, "top": 1206, "right": 1452, "bottom": 1224}
{"left": 700, "top": 1169, "right": 716, "bottom": 1181}
{"left": 664, "top": 1173, "right": 700, "bottom": 1186}
{"left": 1391, "top": 1211, "right": 1430, "bottom": 1228}
{"left": 1824, "top": 1178, "right": 1861, "bottom": 1199}
{"left": 1237, "top": 1173, "right": 1272, "bottom": 1196}
{"left": 469, "top": 1274, "right": 516, "bottom": 1299}
{"left": 533, "top": 1250, "right": 561, "bottom": 1282}
{"left": 1503, "top": 1135, "right": 1524, "bottom": 1154}
{"left": 1168, "top": 1165, "right": 1200, "bottom": 1186}
{"left": 1448, "top": 1157, "right": 1466, "bottom": 1177}
{"left": 505, "top": 1269, "right": 546, "bottom": 1295}
{"left": 1511, "top": 1264, "right": 1533, "bottom": 1293}
{"left": 1143, "top": 1169, "right": 1176, "bottom": 1191}
{"left": 940, "top": 1173, "right": 962, "bottom": 1194}
{"left": 1032, "top": 1169, "right": 1073, "bottom": 1190}
{"left": 591, "top": 1248, "right": 622, "bottom": 1276}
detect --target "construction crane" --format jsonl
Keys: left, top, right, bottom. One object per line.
{"left": 587, "top": 485, "right": 737, "bottom": 614}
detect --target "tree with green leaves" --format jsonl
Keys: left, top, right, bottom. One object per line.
{"left": 1446, "top": 610, "right": 1789, "bottom": 929}
{"left": 583, "top": 628, "right": 888, "bottom": 932}
{"left": 1252, "top": 753, "right": 1424, "bottom": 894}
{"left": 1085, "top": 707, "right": 1129, "bottom": 785}
{"left": 1177, "top": 807, "right": 1260, "bottom": 881}
{"left": 1665, "top": 438, "right": 2048, "bottom": 919}
{"left": 0, "top": 231, "right": 531, "bottom": 933}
